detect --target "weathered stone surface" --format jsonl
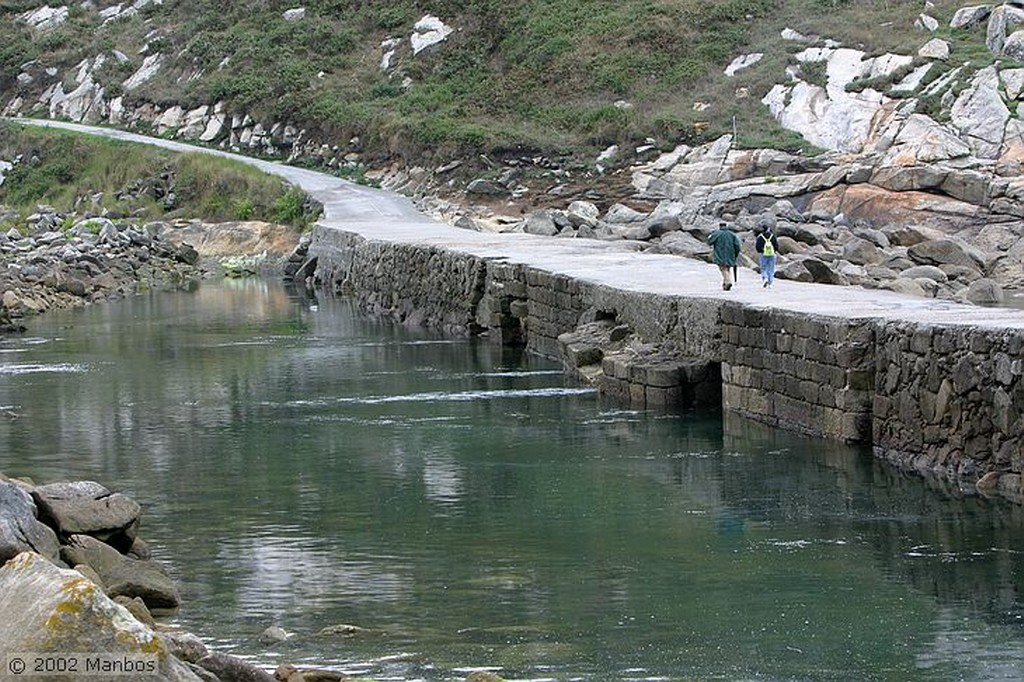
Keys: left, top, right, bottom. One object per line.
{"left": 60, "top": 534, "right": 181, "bottom": 609}
{"left": 0, "top": 481, "right": 60, "bottom": 563}
{"left": 32, "top": 480, "right": 141, "bottom": 549}
{"left": 0, "top": 552, "right": 201, "bottom": 682}
{"left": 907, "top": 238, "right": 987, "bottom": 270}
{"left": 197, "top": 652, "right": 275, "bottom": 682}
{"left": 965, "top": 277, "right": 1004, "bottom": 305}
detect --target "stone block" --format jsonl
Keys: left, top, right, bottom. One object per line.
{"left": 910, "top": 328, "right": 934, "bottom": 354}
{"left": 646, "top": 385, "right": 684, "bottom": 407}
{"left": 800, "top": 380, "right": 820, "bottom": 405}
{"left": 645, "top": 363, "right": 683, "bottom": 388}
{"left": 564, "top": 343, "right": 602, "bottom": 368}
{"left": 598, "top": 376, "right": 630, "bottom": 403}
{"left": 846, "top": 369, "right": 874, "bottom": 391}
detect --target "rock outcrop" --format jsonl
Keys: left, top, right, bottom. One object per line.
{"left": 0, "top": 552, "right": 202, "bottom": 682}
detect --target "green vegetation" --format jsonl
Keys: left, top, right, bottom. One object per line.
{"left": 0, "top": 0, "right": 982, "bottom": 165}
{"left": 0, "top": 123, "right": 320, "bottom": 227}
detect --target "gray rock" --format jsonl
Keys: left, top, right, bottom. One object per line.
{"left": 842, "top": 237, "right": 884, "bottom": 265}
{"left": 523, "top": 211, "right": 559, "bottom": 237}
{"left": 779, "top": 222, "right": 830, "bottom": 246}
{"left": 197, "top": 652, "right": 275, "bottom": 682}
{"left": 453, "top": 216, "right": 482, "bottom": 231}
{"left": 801, "top": 257, "right": 849, "bottom": 285}
{"left": 566, "top": 200, "right": 600, "bottom": 227}
{"left": 32, "top": 480, "right": 141, "bottom": 550}
{"left": 656, "top": 231, "right": 711, "bottom": 257}
{"left": 965, "top": 277, "right": 1005, "bottom": 305}
{"left": 644, "top": 212, "right": 682, "bottom": 237}
{"left": 901, "top": 265, "right": 949, "bottom": 282}
{"left": 160, "top": 631, "right": 210, "bottom": 664}
{"left": 603, "top": 203, "right": 648, "bottom": 224}
{"left": 908, "top": 238, "right": 987, "bottom": 270}
{"left": 258, "top": 625, "right": 290, "bottom": 644}
{"left": 776, "top": 259, "right": 813, "bottom": 282}
{"left": 466, "top": 178, "right": 507, "bottom": 196}
{"left": 950, "top": 5, "right": 991, "bottom": 29}
{"left": 60, "top": 534, "right": 180, "bottom": 609}
{"left": 0, "top": 481, "right": 60, "bottom": 563}
{"left": 882, "top": 278, "right": 929, "bottom": 297}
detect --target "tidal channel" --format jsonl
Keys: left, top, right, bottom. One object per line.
{"left": 2, "top": 279, "right": 1024, "bottom": 681}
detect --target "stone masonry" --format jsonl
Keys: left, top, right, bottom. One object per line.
{"left": 310, "top": 225, "right": 1024, "bottom": 504}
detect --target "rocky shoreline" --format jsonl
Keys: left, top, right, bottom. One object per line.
{"left": 0, "top": 204, "right": 316, "bottom": 332}
{"left": 0, "top": 473, "right": 277, "bottom": 682}
{"left": 0, "top": 472, "right": 507, "bottom": 682}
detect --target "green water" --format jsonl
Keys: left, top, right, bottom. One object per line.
{"left": 2, "top": 279, "right": 1024, "bottom": 681}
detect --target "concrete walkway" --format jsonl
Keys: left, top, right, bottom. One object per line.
{"left": 12, "top": 118, "right": 1024, "bottom": 331}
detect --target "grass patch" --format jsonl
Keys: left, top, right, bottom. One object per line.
{"left": 0, "top": 123, "right": 319, "bottom": 228}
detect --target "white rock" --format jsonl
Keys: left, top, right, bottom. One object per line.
{"left": 411, "top": 15, "right": 453, "bottom": 55}
{"left": 951, "top": 65, "right": 1010, "bottom": 159}
{"left": 725, "top": 53, "right": 763, "bottom": 77}
{"left": 123, "top": 53, "right": 163, "bottom": 90}
{"left": 915, "top": 14, "right": 939, "bottom": 32}
{"left": 1002, "top": 68, "right": 1024, "bottom": 100}
{"left": 283, "top": 7, "right": 305, "bottom": 21}
{"left": 16, "top": 5, "right": 69, "bottom": 31}
{"left": 380, "top": 38, "right": 401, "bottom": 70}
{"left": 155, "top": 105, "right": 184, "bottom": 133}
{"left": 950, "top": 5, "right": 992, "bottom": 29}
{"left": 891, "top": 63, "right": 933, "bottom": 93}
{"left": 597, "top": 145, "right": 619, "bottom": 163}
{"left": 918, "top": 38, "right": 950, "bottom": 60}
{"left": 781, "top": 28, "right": 812, "bottom": 42}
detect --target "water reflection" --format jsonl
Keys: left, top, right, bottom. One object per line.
{"left": 2, "top": 280, "right": 1024, "bottom": 680}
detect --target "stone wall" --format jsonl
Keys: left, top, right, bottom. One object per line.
{"left": 310, "top": 226, "right": 1024, "bottom": 502}
{"left": 720, "top": 305, "right": 876, "bottom": 443}
{"left": 873, "top": 323, "right": 1024, "bottom": 499}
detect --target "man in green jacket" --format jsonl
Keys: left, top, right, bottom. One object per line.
{"left": 708, "top": 221, "right": 742, "bottom": 291}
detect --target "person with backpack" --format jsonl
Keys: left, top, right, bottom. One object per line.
{"left": 755, "top": 225, "right": 780, "bottom": 288}
{"left": 709, "top": 221, "right": 742, "bottom": 291}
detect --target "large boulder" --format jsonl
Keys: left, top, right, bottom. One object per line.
{"left": 0, "top": 552, "right": 201, "bottom": 682}
{"left": 60, "top": 534, "right": 180, "bottom": 609}
{"left": 0, "top": 481, "right": 60, "bottom": 563}
{"left": 841, "top": 237, "right": 885, "bottom": 265}
{"left": 655, "top": 231, "right": 712, "bottom": 258}
{"left": 32, "top": 480, "right": 141, "bottom": 550}
{"left": 801, "top": 257, "right": 850, "bottom": 285}
{"left": 965, "top": 277, "right": 1005, "bottom": 305}
{"left": 523, "top": 211, "right": 560, "bottom": 237}
{"left": 907, "top": 238, "right": 988, "bottom": 271}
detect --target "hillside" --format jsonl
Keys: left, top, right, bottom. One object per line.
{"left": 0, "top": 1, "right": 976, "bottom": 181}
{"left": 6, "top": 1, "right": 1024, "bottom": 305}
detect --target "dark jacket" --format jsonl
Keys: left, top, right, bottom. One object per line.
{"left": 755, "top": 231, "right": 779, "bottom": 256}
{"left": 709, "top": 227, "right": 741, "bottom": 266}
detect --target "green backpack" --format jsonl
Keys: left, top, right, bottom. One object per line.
{"left": 762, "top": 233, "right": 775, "bottom": 257}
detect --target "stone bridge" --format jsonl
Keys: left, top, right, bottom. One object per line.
{"left": 14, "top": 119, "right": 1024, "bottom": 503}
{"left": 308, "top": 207, "right": 1024, "bottom": 505}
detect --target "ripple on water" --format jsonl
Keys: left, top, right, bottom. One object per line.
{"left": 0, "top": 362, "right": 94, "bottom": 375}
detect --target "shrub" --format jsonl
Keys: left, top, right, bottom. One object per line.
{"left": 271, "top": 186, "right": 307, "bottom": 225}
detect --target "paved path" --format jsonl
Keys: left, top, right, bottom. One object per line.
{"left": 12, "top": 118, "right": 1024, "bottom": 330}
